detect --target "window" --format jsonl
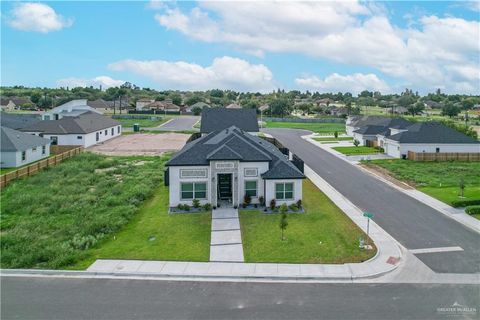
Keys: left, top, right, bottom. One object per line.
{"left": 117, "top": 126, "right": 120, "bottom": 134}
{"left": 244, "top": 168, "right": 258, "bottom": 177}
{"left": 181, "top": 182, "right": 207, "bottom": 200}
{"left": 245, "top": 180, "right": 257, "bottom": 197}
{"left": 32, "top": 147, "right": 37, "bottom": 152}
{"left": 105, "top": 130, "right": 108, "bottom": 135}
{"left": 436, "top": 147, "right": 440, "bottom": 153}
{"left": 96, "top": 132, "right": 99, "bottom": 141}
{"left": 180, "top": 169, "right": 207, "bottom": 178}
{"left": 77, "top": 136, "right": 82, "bottom": 140}
{"left": 111, "top": 128, "right": 114, "bottom": 135}
{"left": 21, "top": 151, "right": 26, "bottom": 161}
{"left": 275, "top": 182, "right": 294, "bottom": 200}
{"left": 42, "top": 145, "right": 46, "bottom": 155}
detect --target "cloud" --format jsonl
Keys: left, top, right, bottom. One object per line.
{"left": 154, "top": 1, "right": 480, "bottom": 93}
{"left": 7, "top": 2, "right": 73, "bottom": 33}
{"left": 108, "top": 56, "right": 276, "bottom": 92}
{"left": 57, "top": 76, "right": 125, "bottom": 89}
{"left": 295, "top": 73, "right": 391, "bottom": 94}
{"left": 146, "top": 0, "right": 165, "bottom": 10}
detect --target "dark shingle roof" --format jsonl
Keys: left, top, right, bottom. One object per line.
{"left": 20, "top": 112, "right": 120, "bottom": 134}
{"left": 167, "top": 126, "right": 304, "bottom": 180}
{"left": 388, "top": 122, "right": 480, "bottom": 144}
{"left": 1, "top": 126, "right": 50, "bottom": 152}
{"left": 1, "top": 112, "right": 41, "bottom": 130}
{"left": 350, "top": 116, "right": 411, "bottom": 129}
{"left": 354, "top": 125, "right": 390, "bottom": 135}
{"left": 200, "top": 108, "right": 259, "bottom": 133}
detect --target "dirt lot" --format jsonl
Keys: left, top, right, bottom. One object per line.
{"left": 88, "top": 133, "right": 191, "bottom": 156}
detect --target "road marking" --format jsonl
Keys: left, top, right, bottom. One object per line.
{"left": 410, "top": 246, "right": 464, "bottom": 254}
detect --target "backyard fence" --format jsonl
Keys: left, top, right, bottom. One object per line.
{"left": 50, "top": 145, "right": 81, "bottom": 155}
{"left": 0, "top": 147, "right": 83, "bottom": 188}
{"left": 407, "top": 151, "right": 480, "bottom": 161}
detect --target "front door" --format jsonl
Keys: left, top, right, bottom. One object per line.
{"left": 217, "top": 173, "right": 232, "bottom": 201}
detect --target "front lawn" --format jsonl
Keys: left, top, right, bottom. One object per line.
{"left": 239, "top": 179, "right": 376, "bottom": 264}
{"left": 0, "top": 152, "right": 210, "bottom": 269}
{"left": 363, "top": 159, "right": 480, "bottom": 206}
{"left": 266, "top": 121, "right": 345, "bottom": 134}
{"left": 333, "top": 146, "right": 382, "bottom": 155}
{"left": 314, "top": 137, "right": 353, "bottom": 142}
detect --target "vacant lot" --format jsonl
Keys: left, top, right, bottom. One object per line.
{"left": 364, "top": 159, "right": 480, "bottom": 206}
{"left": 333, "top": 146, "right": 382, "bottom": 155}
{"left": 0, "top": 153, "right": 170, "bottom": 269}
{"left": 88, "top": 133, "right": 190, "bottom": 156}
{"left": 266, "top": 121, "right": 345, "bottom": 134}
{"left": 239, "top": 179, "right": 376, "bottom": 264}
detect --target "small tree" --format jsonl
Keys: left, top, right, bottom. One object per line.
{"left": 191, "top": 106, "right": 202, "bottom": 116}
{"left": 334, "top": 131, "right": 338, "bottom": 139}
{"left": 353, "top": 139, "right": 360, "bottom": 147}
{"left": 279, "top": 205, "right": 288, "bottom": 241}
{"left": 459, "top": 178, "right": 465, "bottom": 198}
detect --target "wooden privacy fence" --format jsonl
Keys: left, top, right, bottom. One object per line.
{"left": 408, "top": 151, "right": 480, "bottom": 161}
{"left": 50, "top": 145, "right": 80, "bottom": 155}
{"left": 0, "top": 147, "right": 83, "bottom": 188}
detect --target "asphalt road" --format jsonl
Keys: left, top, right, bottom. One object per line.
{"left": 264, "top": 129, "right": 480, "bottom": 274}
{"left": 2, "top": 277, "right": 479, "bottom": 320}
{"left": 158, "top": 116, "right": 199, "bottom": 131}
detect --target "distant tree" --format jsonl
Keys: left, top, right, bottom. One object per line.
{"left": 442, "top": 103, "right": 461, "bottom": 118}
{"left": 170, "top": 93, "right": 182, "bottom": 105}
{"left": 270, "top": 99, "right": 290, "bottom": 117}
{"left": 185, "top": 95, "right": 202, "bottom": 106}
{"left": 353, "top": 139, "right": 360, "bottom": 147}
{"left": 191, "top": 106, "right": 202, "bottom": 116}
{"left": 407, "top": 102, "right": 425, "bottom": 116}
{"left": 155, "top": 95, "right": 166, "bottom": 101}
{"left": 30, "top": 92, "right": 41, "bottom": 104}
{"left": 210, "top": 89, "right": 224, "bottom": 98}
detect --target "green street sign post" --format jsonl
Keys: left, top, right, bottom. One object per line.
{"left": 363, "top": 212, "right": 374, "bottom": 244}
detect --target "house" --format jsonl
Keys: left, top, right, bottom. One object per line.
{"left": 87, "top": 99, "right": 128, "bottom": 113}
{"left": 1, "top": 97, "right": 34, "bottom": 111}
{"left": 200, "top": 108, "right": 259, "bottom": 134}
{"left": 186, "top": 102, "right": 210, "bottom": 113}
{"left": 1, "top": 126, "right": 51, "bottom": 168}
{"left": 136, "top": 99, "right": 155, "bottom": 111}
{"left": 1, "top": 112, "right": 41, "bottom": 130}
{"left": 259, "top": 104, "right": 270, "bottom": 112}
{"left": 42, "top": 99, "right": 101, "bottom": 120}
{"left": 383, "top": 122, "right": 480, "bottom": 158}
{"left": 165, "top": 126, "right": 304, "bottom": 209}
{"left": 143, "top": 101, "right": 181, "bottom": 112}
{"left": 347, "top": 116, "right": 410, "bottom": 137}
{"left": 225, "top": 103, "right": 242, "bottom": 109}
{"left": 352, "top": 118, "right": 412, "bottom": 146}
{"left": 21, "top": 111, "right": 121, "bottom": 147}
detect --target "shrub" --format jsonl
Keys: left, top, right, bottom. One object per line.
{"left": 244, "top": 194, "right": 251, "bottom": 205}
{"left": 203, "top": 203, "right": 212, "bottom": 211}
{"left": 334, "top": 131, "right": 338, "bottom": 139}
{"left": 451, "top": 199, "right": 480, "bottom": 208}
{"left": 353, "top": 139, "right": 360, "bottom": 147}
{"left": 242, "top": 203, "right": 247, "bottom": 208}
{"left": 254, "top": 204, "right": 258, "bottom": 208}
{"left": 183, "top": 204, "right": 190, "bottom": 211}
{"left": 280, "top": 203, "right": 288, "bottom": 213}
{"left": 234, "top": 205, "right": 238, "bottom": 209}
{"left": 270, "top": 199, "right": 276, "bottom": 210}
{"left": 259, "top": 196, "right": 265, "bottom": 206}
{"left": 289, "top": 203, "right": 299, "bottom": 212}
{"left": 192, "top": 199, "right": 200, "bottom": 209}
{"left": 465, "top": 205, "right": 480, "bottom": 215}
{"left": 296, "top": 199, "right": 302, "bottom": 208}
{"left": 177, "top": 204, "right": 185, "bottom": 211}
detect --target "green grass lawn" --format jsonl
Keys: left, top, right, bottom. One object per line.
{"left": 333, "top": 146, "right": 382, "bottom": 155}
{"left": 364, "top": 159, "right": 480, "bottom": 206}
{"left": 1, "top": 152, "right": 211, "bottom": 269}
{"left": 0, "top": 167, "right": 17, "bottom": 175}
{"left": 114, "top": 118, "right": 168, "bottom": 128}
{"left": 313, "top": 137, "right": 353, "bottom": 142}
{"left": 265, "top": 121, "right": 345, "bottom": 134}
{"left": 239, "top": 180, "right": 376, "bottom": 264}
{"left": 72, "top": 185, "right": 211, "bottom": 269}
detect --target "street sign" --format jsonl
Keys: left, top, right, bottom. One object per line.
{"left": 363, "top": 212, "right": 374, "bottom": 219}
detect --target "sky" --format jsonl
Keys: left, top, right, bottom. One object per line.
{"left": 1, "top": 0, "right": 479, "bottom": 95}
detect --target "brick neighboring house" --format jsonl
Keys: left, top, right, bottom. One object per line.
{"left": 1, "top": 97, "right": 35, "bottom": 111}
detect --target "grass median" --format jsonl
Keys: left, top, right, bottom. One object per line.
{"left": 333, "top": 146, "right": 382, "bottom": 155}
{"left": 239, "top": 179, "right": 376, "bottom": 264}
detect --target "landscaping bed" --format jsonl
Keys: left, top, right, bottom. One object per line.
{"left": 333, "top": 146, "right": 382, "bottom": 155}
{"left": 362, "top": 159, "right": 480, "bottom": 210}
{"left": 265, "top": 121, "right": 345, "bottom": 134}
{"left": 239, "top": 179, "right": 376, "bottom": 264}
{"left": 0, "top": 152, "right": 211, "bottom": 269}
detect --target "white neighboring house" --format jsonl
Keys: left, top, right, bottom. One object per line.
{"left": 20, "top": 111, "right": 122, "bottom": 148}
{"left": 1, "top": 126, "right": 51, "bottom": 168}
{"left": 136, "top": 99, "right": 155, "bottom": 111}
{"left": 42, "top": 99, "right": 102, "bottom": 120}
{"left": 166, "top": 126, "right": 304, "bottom": 209}
{"left": 383, "top": 122, "right": 480, "bottom": 158}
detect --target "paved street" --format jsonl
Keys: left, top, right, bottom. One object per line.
{"left": 157, "top": 116, "right": 199, "bottom": 131}
{"left": 2, "top": 276, "right": 478, "bottom": 320}
{"left": 264, "top": 129, "right": 480, "bottom": 274}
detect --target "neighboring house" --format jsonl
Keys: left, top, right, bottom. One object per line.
{"left": 1, "top": 126, "right": 51, "bottom": 168}
{"left": 352, "top": 118, "right": 412, "bottom": 146}
{"left": 136, "top": 99, "right": 155, "bottom": 111}
{"left": 165, "top": 126, "right": 304, "bottom": 209}
{"left": 424, "top": 100, "right": 443, "bottom": 109}
{"left": 21, "top": 111, "right": 121, "bottom": 147}
{"left": 315, "top": 98, "right": 334, "bottom": 106}
{"left": 186, "top": 102, "right": 210, "bottom": 112}
{"left": 346, "top": 115, "right": 410, "bottom": 137}
{"left": 143, "top": 101, "right": 181, "bottom": 112}
{"left": 225, "top": 103, "right": 242, "bottom": 109}
{"left": 383, "top": 122, "right": 480, "bottom": 158}
{"left": 200, "top": 108, "right": 259, "bottom": 134}
{"left": 87, "top": 99, "right": 128, "bottom": 113}
{"left": 330, "top": 107, "right": 349, "bottom": 117}
{"left": 259, "top": 104, "right": 270, "bottom": 112}
{"left": 0, "top": 97, "right": 34, "bottom": 111}
{"left": 1, "top": 112, "right": 41, "bottom": 130}
{"left": 42, "top": 99, "right": 101, "bottom": 120}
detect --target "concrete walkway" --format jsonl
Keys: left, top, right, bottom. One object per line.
{"left": 209, "top": 207, "right": 244, "bottom": 262}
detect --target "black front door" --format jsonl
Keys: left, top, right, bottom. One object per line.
{"left": 218, "top": 174, "right": 232, "bottom": 200}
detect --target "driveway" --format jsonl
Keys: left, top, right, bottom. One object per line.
{"left": 264, "top": 128, "right": 480, "bottom": 274}
{"left": 88, "top": 133, "right": 190, "bottom": 156}
{"left": 157, "top": 116, "right": 199, "bottom": 131}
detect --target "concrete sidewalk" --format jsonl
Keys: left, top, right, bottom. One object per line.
{"left": 209, "top": 207, "right": 244, "bottom": 262}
